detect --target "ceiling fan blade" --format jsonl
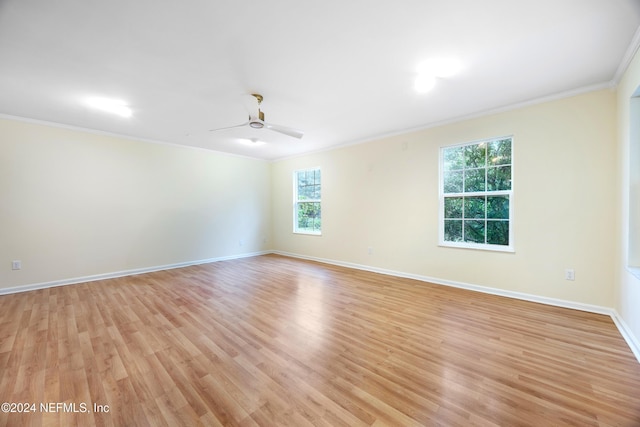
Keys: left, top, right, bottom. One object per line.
{"left": 265, "top": 123, "right": 304, "bottom": 139}
{"left": 209, "top": 119, "right": 249, "bottom": 132}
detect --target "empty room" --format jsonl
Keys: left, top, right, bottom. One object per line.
{"left": 2, "top": 1, "right": 640, "bottom": 426}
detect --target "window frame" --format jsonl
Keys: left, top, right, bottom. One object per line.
{"left": 439, "top": 136, "right": 514, "bottom": 252}
{"left": 293, "top": 167, "right": 322, "bottom": 235}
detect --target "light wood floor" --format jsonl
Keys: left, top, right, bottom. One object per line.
{"left": 1, "top": 254, "right": 639, "bottom": 426}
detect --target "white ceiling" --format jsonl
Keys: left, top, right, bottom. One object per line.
{"left": 1, "top": 0, "right": 639, "bottom": 160}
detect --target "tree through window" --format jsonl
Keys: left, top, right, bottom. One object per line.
{"left": 294, "top": 168, "right": 321, "bottom": 234}
{"left": 440, "top": 137, "right": 513, "bottom": 251}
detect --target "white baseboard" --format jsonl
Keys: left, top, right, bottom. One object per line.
{"left": 0, "top": 251, "right": 270, "bottom": 296}
{"left": 273, "top": 250, "right": 640, "bottom": 363}
{"left": 611, "top": 310, "right": 640, "bottom": 363}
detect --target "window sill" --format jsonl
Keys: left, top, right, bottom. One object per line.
{"left": 627, "top": 266, "right": 640, "bottom": 280}
{"left": 293, "top": 231, "right": 322, "bottom": 236}
{"left": 439, "top": 242, "right": 514, "bottom": 253}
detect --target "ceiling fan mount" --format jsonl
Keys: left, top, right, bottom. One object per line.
{"left": 210, "top": 93, "right": 303, "bottom": 139}
{"left": 249, "top": 94, "right": 265, "bottom": 128}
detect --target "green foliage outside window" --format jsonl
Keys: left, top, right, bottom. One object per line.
{"left": 295, "top": 169, "right": 321, "bottom": 234}
{"left": 442, "top": 138, "right": 512, "bottom": 247}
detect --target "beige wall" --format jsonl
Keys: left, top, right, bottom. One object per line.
{"left": 0, "top": 118, "right": 271, "bottom": 290}
{"left": 273, "top": 89, "right": 617, "bottom": 307}
{"left": 616, "top": 45, "right": 640, "bottom": 350}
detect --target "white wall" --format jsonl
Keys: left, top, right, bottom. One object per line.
{"left": 0, "top": 118, "right": 271, "bottom": 290}
{"left": 272, "top": 89, "right": 617, "bottom": 307}
{"left": 616, "top": 44, "right": 640, "bottom": 353}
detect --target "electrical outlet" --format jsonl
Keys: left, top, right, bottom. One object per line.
{"left": 367, "top": 247, "right": 373, "bottom": 255}
{"left": 565, "top": 268, "right": 575, "bottom": 281}
{"left": 11, "top": 260, "right": 21, "bottom": 270}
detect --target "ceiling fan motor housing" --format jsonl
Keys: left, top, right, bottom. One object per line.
{"left": 250, "top": 110, "right": 265, "bottom": 128}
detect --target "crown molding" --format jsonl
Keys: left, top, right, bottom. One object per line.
{"left": 613, "top": 25, "right": 640, "bottom": 85}
{"left": 0, "top": 113, "right": 266, "bottom": 162}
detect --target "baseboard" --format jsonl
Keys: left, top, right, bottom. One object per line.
{"left": 611, "top": 310, "right": 640, "bottom": 363}
{"left": 273, "top": 250, "right": 640, "bottom": 363}
{"left": 0, "top": 250, "right": 270, "bottom": 296}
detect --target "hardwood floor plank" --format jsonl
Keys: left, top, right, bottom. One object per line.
{"left": 1, "top": 254, "right": 639, "bottom": 426}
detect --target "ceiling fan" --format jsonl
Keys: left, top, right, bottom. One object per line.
{"left": 210, "top": 94, "right": 304, "bottom": 139}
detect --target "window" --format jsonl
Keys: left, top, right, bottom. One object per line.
{"left": 294, "top": 168, "right": 321, "bottom": 234}
{"left": 440, "top": 136, "right": 513, "bottom": 251}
